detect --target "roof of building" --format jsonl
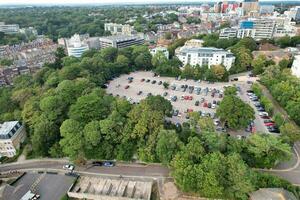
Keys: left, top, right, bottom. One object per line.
{"left": 0, "top": 121, "right": 19, "bottom": 136}
{"left": 249, "top": 188, "right": 298, "bottom": 200}
{"left": 178, "top": 46, "right": 233, "bottom": 54}
{"left": 99, "top": 34, "right": 142, "bottom": 42}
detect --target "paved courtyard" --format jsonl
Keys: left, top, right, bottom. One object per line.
{"left": 107, "top": 71, "right": 271, "bottom": 137}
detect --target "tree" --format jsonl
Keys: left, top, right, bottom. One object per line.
{"left": 134, "top": 52, "right": 153, "bottom": 70}
{"left": 163, "top": 81, "right": 169, "bottom": 89}
{"left": 151, "top": 51, "right": 168, "bottom": 67}
{"left": 60, "top": 119, "right": 84, "bottom": 160}
{"left": 210, "top": 65, "right": 228, "bottom": 81}
{"left": 68, "top": 90, "right": 113, "bottom": 123}
{"left": 279, "top": 58, "right": 292, "bottom": 69}
{"left": 156, "top": 130, "right": 183, "bottom": 165}
{"left": 245, "top": 134, "right": 292, "bottom": 168}
{"left": 217, "top": 94, "right": 255, "bottom": 130}
{"left": 252, "top": 55, "right": 267, "bottom": 75}
{"left": 164, "top": 32, "right": 172, "bottom": 40}
{"left": 224, "top": 153, "right": 255, "bottom": 200}
{"left": 197, "top": 117, "right": 215, "bottom": 132}
{"left": 230, "top": 46, "right": 252, "bottom": 73}
{"left": 280, "top": 123, "right": 300, "bottom": 144}
{"left": 100, "top": 47, "right": 118, "bottom": 62}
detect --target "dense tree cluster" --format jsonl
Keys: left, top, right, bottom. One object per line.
{"left": 260, "top": 65, "right": 300, "bottom": 127}
{"left": 216, "top": 87, "right": 255, "bottom": 130}
{"left": 275, "top": 36, "right": 300, "bottom": 48}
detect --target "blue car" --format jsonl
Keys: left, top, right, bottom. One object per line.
{"left": 103, "top": 161, "right": 115, "bottom": 167}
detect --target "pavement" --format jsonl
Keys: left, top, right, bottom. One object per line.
{"left": 0, "top": 160, "right": 170, "bottom": 179}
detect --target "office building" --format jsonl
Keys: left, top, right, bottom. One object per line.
{"left": 66, "top": 34, "right": 89, "bottom": 58}
{"left": 175, "top": 46, "right": 235, "bottom": 70}
{"left": 0, "top": 22, "right": 20, "bottom": 34}
{"left": 291, "top": 55, "right": 300, "bottom": 78}
{"left": 99, "top": 35, "right": 144, "bottom": 49}
{"left": 149, "top": 46, "right": 169, "bottom": 58}
{"left": 104, "top": 23, "right": 135, "bottom": 35}
{"left": 0, "top": 121, "right": 26, "bottom": 157}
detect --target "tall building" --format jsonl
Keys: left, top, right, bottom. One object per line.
{"left": 0, "top": 121, "right": 26, "bottom": 158}
{"left": 104, "top": 23, "right": 135, "bottom": 35}
{"left": 66, "top": 34, "right": 89, "bottom": 58}
{"left": 237, "top": 19, "right": 276, "bottom": 40}
{"left": 291, "top": 55, "right": 300, "bottom": 78}
{"left": 0, "top": 22, "right": 19, "bottom": 34}
{"left": 99, "top": 35, "right": 144, "bottom": 49}
{"left": 242, "top": 0, "right": 259, "bottom": 15}
{"left": 175, "top": 46, "right": 235, "bottom": 70}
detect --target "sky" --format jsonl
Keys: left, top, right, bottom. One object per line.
{"left": 0, "top": 0, "right": 287, "bottom": 5}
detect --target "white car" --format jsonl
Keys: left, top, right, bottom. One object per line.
{"left": 63, "top": 164, "right": 74, "bottom": 171}
{"left": 259, "top": 112, "right": 268, "bottom": 117}
{"left": 213, "top": 119, "right": 220, "bottom": 126}
{"left": 212, "top": 104, "right": 216, "bottom": 109}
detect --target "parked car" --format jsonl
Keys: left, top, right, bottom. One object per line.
{"left": 261, "top": 115, "right": 270, "bottom": 119}
{"left": 137, "top": 91, "right": 142, "bottom": 95}
{"left": 173, "top": 110, "right": 179, "bottom": 116}
{"left": 163, "top": 92, "right": 168, "bottom": 96}
{"left": 257, "top": 107, "right": 265, "bottom": 111}
{"left": 259, "top": 112, "right": 269, "bottom": 117}
{"left": 188, "top": 96, "right": 193, "bottom": 100}
{"left": 195, "top": 100, "right": 200, "bottom": 106}
{"left": 103, "top": 161, "right": 115, "bottom": 167}
{"left": 265, "top": 122, "right": 275, "bottom": 126}
{"left": 146, "top": 79, "right": 150, "bottom": 82}
{"left": 158, "top": 81, "right": 162, "bottom": 85}
{"left": 141, "top": 78, "right": 145, "bottom": 82}
{"left": 208, "top": 103, "right": 212, "bottom": 108}
{"left": 63, "top": 164, "right": 75, "bottom": 171}
{"left": 147, "top": 93, "right": 152, "bottom": 97}
{"left": 92, "top": 161, "right": 103, "bottom": 166}
{"left": 264, "top": 119, "right": 274, "bottom": 123}
{"left": 151, "top": 80, "right": 156, "bottom": 84}
{"left": 124, "top": 85, "right": 129, "bottom": 89}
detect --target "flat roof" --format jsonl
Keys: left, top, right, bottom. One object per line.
{"left": 99, "top": 35, "right": 142, "bottom": 42}
{"left": 0, "top": 121, "right": 19, "bottom": 136}
{"left": 179, "top": 47, "right": 232, "bottom": 54}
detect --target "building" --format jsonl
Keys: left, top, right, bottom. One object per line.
{"left": 0, "top": 121, "right": 26, "bottom": 158}
{"left": 99, "top": 35, "right": 144, "bottom": 49}
{"left": 237, "top": 19, "right": 276, "bottom": 40}
{"left": 291, "top": 55, "right": 300, "bottom": 78}
{"left": 0, "top": 22, "right": 19, "bottom": 34}
{"left": 259, "top": 5, "right": 275, "bottom": 15}
{"left": 175, "top": 46, "right": 235, "bottom": 70}
{"left": 66, "top": 34, "right": 89, "bottom": 58}
{"left": 68, "top": 176, "right": 152, "bottom": 200}
{"left": 242, "top": 0, "right": 259, "bottom": 16}
{"left": 184, "top": 39, "right": 204, "bottom": 48}
{"left": 104, "top": 23, "right": 135, "bottom": 35}
{"left": 249, "top": 188, "right": 297, "bottom": 200}
{"left": 219, "top": 28, "right": 238, "bottom": 39}
{"left": 149, "top": 46, "right": 169, "bottom": 58}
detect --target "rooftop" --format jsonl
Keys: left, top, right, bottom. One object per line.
{"left": 69, "top": 176, "right": 152, "bottom": 200}
{"left": 178, "top": 46, "right": 233, "bottom": 54}
{"left": 99, "top": 35, "right": 142, "bottom": 42}
{"left": 0, "top": 121, "right": 19, "bottom": 136}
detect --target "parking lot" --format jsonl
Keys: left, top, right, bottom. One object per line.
{"left": 107, "top": 71, "right": 274, "bottom": 136}
{"left": 13, "top": 172, "right": 75, "bottom": 200}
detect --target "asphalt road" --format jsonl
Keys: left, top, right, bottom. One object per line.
{"left": 0, "top": 160, "right": 170, "bottom": 178}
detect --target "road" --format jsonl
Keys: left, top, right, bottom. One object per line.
{"left": 0, "top": 159, "right": 170, "bottom": 178}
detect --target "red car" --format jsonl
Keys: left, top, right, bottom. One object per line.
{"left": 203, "top": 102, "right": 208, "bottom": 107}
{"left": 141, "top": 78, "right": 145, "bottom": 82}
{"left": 187, "top": 109, "right": 193, "bottom": 113}
{"left": 184, "top": 96, "right": 189, "bottom": 100}
{"left": 125, "top": 85, "right": 129, "bottom": 89}
{"left": 265, "top": 122, "right": 275, "bottom": 126}
{"left": 189, "top": 96, "right": 193, "bottom": 100}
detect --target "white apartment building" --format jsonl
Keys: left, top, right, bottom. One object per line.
{"left": 149, "top": 46, "right": 169, "bottom": 58}
{"left": 0, "top": 121, "right": 26, "bottom": 158}
{"left": 219, "top": 28, "right": 238, "bottom": 39}
{"left": 175, "top": 47, "right": 235, "bottom": 70}
{"left": 104, "top": 23, "right": 135, "bottom": 35}
{"left": 66, "top": 34, "right": 89, "bottom": 58}
{"left": 291, "top": 55, "right": 300, "bottom": 78}
{"left": 0, "top": 22, "right": 20, "bottom": 34}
